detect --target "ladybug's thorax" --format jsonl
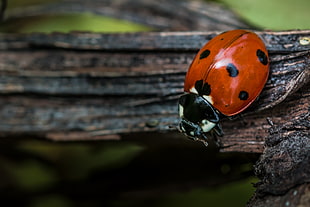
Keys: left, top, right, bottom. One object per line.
{"left": 189, "top": 86, "right": 214, "bottom": 105}
{"left": 178, "top": 93, "right": 220, "bottom": 138}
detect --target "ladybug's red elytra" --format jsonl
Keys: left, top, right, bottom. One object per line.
{"left": 179, "top": 29, "right": 269, "bottom": 145}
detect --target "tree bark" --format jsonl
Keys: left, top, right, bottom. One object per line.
{"left": 0, "top": 31, "right": 309, "bottom": 153}
{"left": 248, "top": 183, "right": 310, "bottom": 207}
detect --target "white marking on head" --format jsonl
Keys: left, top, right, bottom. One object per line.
{"left": 179, "top": 104, "right": 184, "bottom": 118}
{"left": 200, "top": 119, "right": 216, "bottom": 132}
{"left": 202, "top": 95, "right": 214, "bottom": 104}
{"left": 189, "top": 87, "right": 199, "bottom": 94}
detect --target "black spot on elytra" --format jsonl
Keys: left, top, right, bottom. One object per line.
{"left": 201, "top": 82, "right": 211, "bottom": 96}
{"left": 239, "top": 91, "right": 249, "bottom": 100}
{"left": 256, "top": 49, "right": 268, "bottom": 65}
{"left": 195, "top": 80, "right": 203, "bottom": 93}
{"left": 226, "top": 63, "right": 239, "bottom": 77}
{"left": 200, "top": 49, "right": 210, "bottom": 59}
{"left": 195, "top": 80, "right": 211, "bottom": 96}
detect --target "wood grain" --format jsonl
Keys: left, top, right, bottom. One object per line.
{"left": 0, "top": 31, "right": 309, "bottom": 154}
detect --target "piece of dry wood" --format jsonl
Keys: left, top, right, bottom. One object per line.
{"left": 0, "top": 30, "right": 309, "bottom": 154}
{"left": 248, "top": 183, "right": 310, "bottom": 207}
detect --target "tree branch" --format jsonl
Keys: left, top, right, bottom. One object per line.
{"left": 0, "top": 31, "right": 309, "bottom": 154}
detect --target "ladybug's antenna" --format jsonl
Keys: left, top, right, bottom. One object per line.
{"left": 197, "top": 133, "right": 209, "bottom": 147}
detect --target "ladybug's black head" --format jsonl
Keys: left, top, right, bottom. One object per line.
{"left": 178, "top": 93, "right": 222, "bottom": 141}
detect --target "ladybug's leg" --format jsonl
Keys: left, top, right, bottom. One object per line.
{"left": 227, "top": 114, "right": 240, "bottom": 120}
{"left": 209, "top": 130, "right": 221, "bottom": 147}
{"left": 179, "top": 119, "right": 205, "bottom": 139}
{"left": 210, "top": 123, "right": 224, "bottom": 147}
{"left": 213, "top": 123, "right": 224, "bottom": 137}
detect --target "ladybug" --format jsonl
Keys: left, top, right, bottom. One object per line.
{"left": 178, "top": 29, "right": 269, "bottom": 145}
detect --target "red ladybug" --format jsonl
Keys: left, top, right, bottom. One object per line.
{"left": 179, "top": 29, "right": 269, "bottom": 144}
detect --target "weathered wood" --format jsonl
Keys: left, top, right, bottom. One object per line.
{"left": 0, "top": 31, "right": 309, "bottom": 155}
{"left": 248, "top": 183, "right": 310, "bottom": 207}
{"left": 254, "top": 126, "right": 310, "bottom": 195}
{"left": 246, "top": 89, "right": 310, "bottom": 206}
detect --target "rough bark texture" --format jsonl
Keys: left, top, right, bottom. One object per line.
{"left": 0, "top": 31, "right": 309, "bottom": 154}
{"left": 248, "top": 183, "right": 310, "bottom": 207}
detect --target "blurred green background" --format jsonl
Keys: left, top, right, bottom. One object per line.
{"left": 1, "top": 0, "right": 309, "bottom": 33}
{"left": 0, "top": 0, "right": 309, "bottom": 207}
{"left": 219, "top": 0, "right": 310, "bottom": 30}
